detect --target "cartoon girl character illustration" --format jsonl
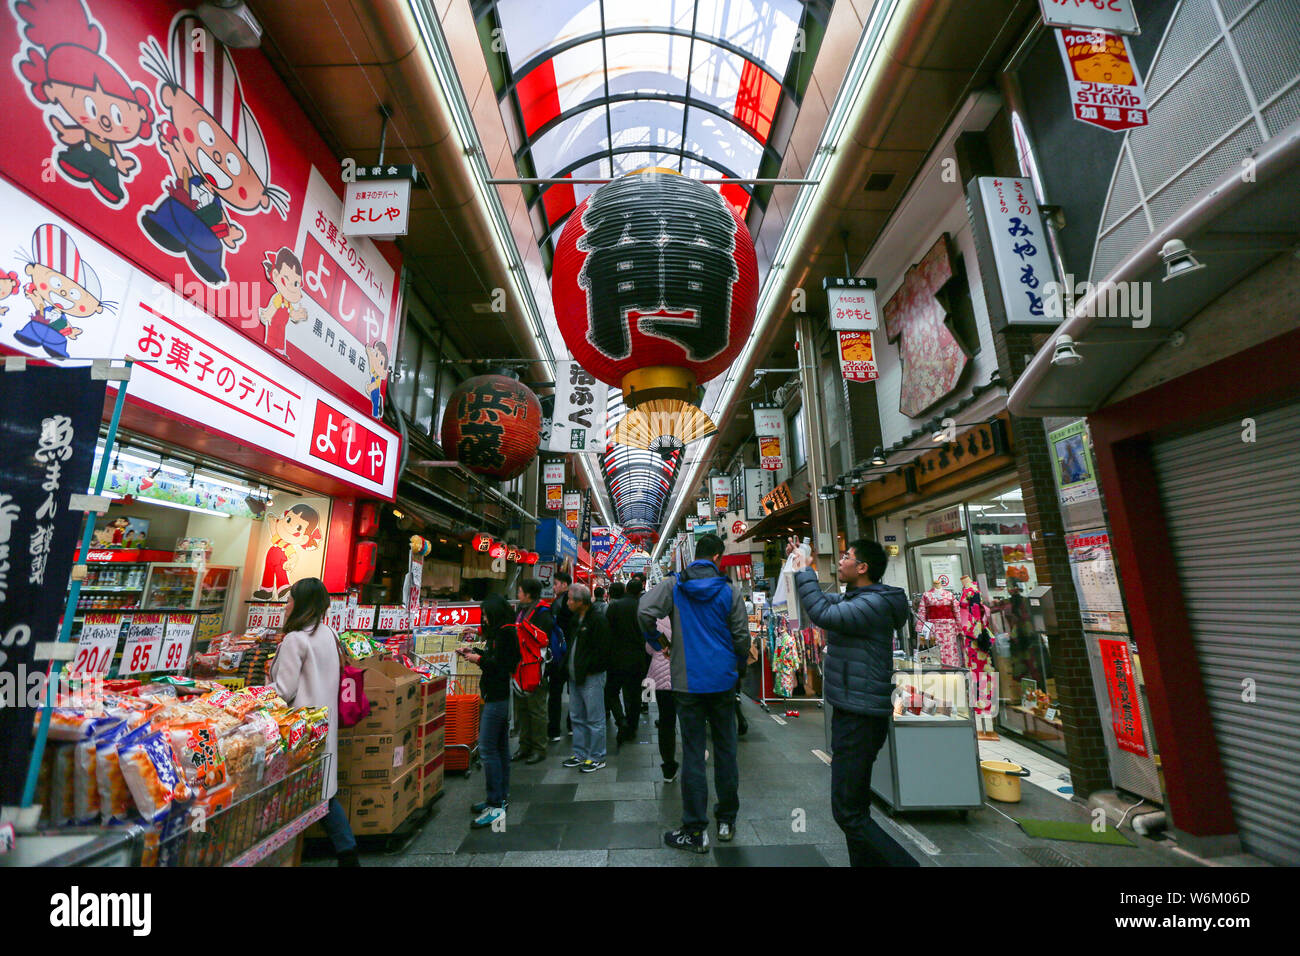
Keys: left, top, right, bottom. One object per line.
{"left": 13, "top": 223, "right": 114, "bottom": 358}
{"left": 100, "top": 516, "right": 130, "bottom": 547}
{"left": 14, "top": 0, "right": 155, "bottom": 207}
{"left": 259, "top": 246, "right": 307, "bottom": 356}
{"left": 364, "top": 340, "right": 389, "bottom": 419}
{"left": 0, "top": 270, "right": 18, "bottom": 320}
{"left": 252, "top": 503, "right": 321, "bottom": 600}
{"left": 137, "top": 13, "right": 290, "bottom": 285}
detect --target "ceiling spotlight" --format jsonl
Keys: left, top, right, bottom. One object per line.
{"left": 1160, "top": 238, "right": 1205, "bottom": 282}
{"left": 1052, "top": 333, "right": 1083, "bottom": 367}
{"left": 869, "top": 447, "right": 887, "bottom": 467}
{"left": 196, "top": 0, "right": 263, "bottom": 48}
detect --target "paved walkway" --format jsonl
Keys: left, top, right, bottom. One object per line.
{"left": 307, "top": 693, "right": 1225, "bottom": 867}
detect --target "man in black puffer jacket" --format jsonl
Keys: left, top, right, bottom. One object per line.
{"left": 791, "top": 537, "right": 919, "bottom": 867}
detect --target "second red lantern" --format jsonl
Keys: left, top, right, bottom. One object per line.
{"left": 441, "top": 375, "right": 542, "bottom": 481}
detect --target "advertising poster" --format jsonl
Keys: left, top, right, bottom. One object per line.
{"left": 1050, "top": 420, "right": 1101, "bottom": 506}
{"left": 1067, "top": 530, "right": 1128, "bottom": 632}
{"left": 837, "top": 330, "right": 879, "bottom": 381}
{"left": 753, "top": 406, "right": 786, "bottom": 471}
{"left": 563, "top": 491, "right": 581, "bottom": 530}
{"left": 545, "top": 484, "right": 563, "bottom": 510}
{"left": 249, "top": 493, "right": 330, "bottom": 600}
{"left": 1099, "top": 638, "right": 1149, "bottom": 756}
{"left": 1055, "top": 28, "right": 1149, "bottom": 132}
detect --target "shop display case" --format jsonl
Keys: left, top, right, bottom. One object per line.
{"left": 142, "top": 563, "right": 237, "bottom": 635}
{"left": 870, "top": 663, "right": 985, "bottom": 813}
{"left": 68, "top": 548, "right": 175, "bottom": 638}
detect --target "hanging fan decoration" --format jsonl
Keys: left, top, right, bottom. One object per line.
{"left": 611, "top": 400, "right": 718, "bottom": 450}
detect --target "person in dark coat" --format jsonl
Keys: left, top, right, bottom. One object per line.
{"left": 791, "top": 537, "right": 919, "bottom": 868}
{"left": 606, "top": 577, "right": 648, "bottom": 746}
{"left": 547, "top": 571, "right": 574, "bottom": 741}
{"left": 561, "top": 583, "right": 612, "bottom": 773}
{"left": 459, "top": 594, "right": 519, "bottom": 829}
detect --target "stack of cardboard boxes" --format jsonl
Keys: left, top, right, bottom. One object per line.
{"left": 334, "top": 661, "right": 438, "bottom": 835}
{"left": 417, "top": 676, "right": 447, "bottom": 804}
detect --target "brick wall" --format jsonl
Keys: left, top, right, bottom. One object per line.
{"left": 996, "top": 329, "right": 1111, "bottom": 796}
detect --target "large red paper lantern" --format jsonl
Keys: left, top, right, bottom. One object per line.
{"left": 441, "top": 375, "right": 542, "bottom": 480}
{"left": 552, "top": 170, "right": 758, "bottom": 404}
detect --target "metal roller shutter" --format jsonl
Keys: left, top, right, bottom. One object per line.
{"left": 1151, "top": 400, "right": 1300, "bottom": 865}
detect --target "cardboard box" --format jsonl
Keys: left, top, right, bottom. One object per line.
{"left": 422, "top": 676, "right": 447, "bottom": 721}
{"left": 420, "top": 752, "right": 445, "bottom": 804}
{"left": 347, "top": 660, "right": 421, "bottom": 735}
{"left": 347, "top": 764, "right": 420, "bottom": 834}
{"left": 337, "top": 723, "right": 420, "bottom": 785}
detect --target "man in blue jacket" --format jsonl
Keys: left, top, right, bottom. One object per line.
{"left": 791, "top": 537, "right": 919, "bottom": 867}
{"left": 639, "top": 533, "right": 750, "bottom": 853}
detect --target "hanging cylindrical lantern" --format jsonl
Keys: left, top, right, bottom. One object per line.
{"left": 506, "top": 546, "right": 521, "bottom": 563}
{"left": 488, "top": 541, "right": 507, "bottom": 560}
{"left": 472, "top": 532, "right": 493, "bottom": 552}
{"left": 441, "top": 374, "right": 542, "bottom": 480}
{"left": 552, "top": 169, "right": 758, "bottom": 448}
{"left": 525, "top": 551, "right": 539, "bottom": 565}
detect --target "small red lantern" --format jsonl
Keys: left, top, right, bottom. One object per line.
{"left": 441, "top": 375, "right": 542, "bottom": 480}
{"left": 525, "top": 551, "right": 539, "bottom": 565}
{"left": 489, "top": 541, "right": 507, "bottom": 560}
{"left": 506, "top": 546, "right": 521, "bottom": 563}
{"left": 472, "top": 533, "right": 493, "bottom": 552}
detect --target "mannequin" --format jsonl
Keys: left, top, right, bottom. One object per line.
{"left": 915, "top": 579, "right": 962, "bottom": 667}
{"left": 959, "top": 575, "right": 998, "bottom": 740}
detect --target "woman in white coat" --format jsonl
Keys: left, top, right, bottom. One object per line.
{"left": 270, "top": 577, "right": 358, "bottom": 866}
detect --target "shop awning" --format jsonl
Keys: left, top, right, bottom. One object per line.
{"left": 719, "top": 554, "right": 753, "bottom": 569}
{"left": 577, "top": 546, "right": 595, "bottom": 569}
{"left": 736, "top": 499, "right": 811, "bottom": 542}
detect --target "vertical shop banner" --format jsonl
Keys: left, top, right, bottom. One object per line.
{"left": 563, "top": 491, "right": 581, "bottom": 530}
{"left": 579, "top": 488, "right": 592, "bottom": 544}
{"left": 1055, "top": 28, "right": 1149, "bottom": 132}
{"left": 824, "top": 276, "right": 879, "bottom": 331}
{"left": 0, "top": 2, "right": 404, "bottom": 414}
{"left": 744, "top": 467, "right": 773, "bottom": 521}
{"left": 1049, "top": 420, "right": 1101, "bottom": 505}
{"left": 1098, "top": 639, "right": 1149, "bottom": 756}
{"left": 0, "top": 365, "right": 106, "bottom": 804}
{"left": 249, "top": 494, "right": 331, "bottom": 600}
{"left": 973, "top": 177, "right": 1058, "bottom": 326}
{"left": 836, "top": 330, "right": 879, "bottom": 381}
{"left": 753, "top": 405, "right": 786, "bottom": 471}
{"left": 544, "top": 361, "right": 608, "bottom": 453}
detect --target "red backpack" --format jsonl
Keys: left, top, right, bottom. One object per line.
{"left": 512, "top": 603, "right": 550, "bottom": 694}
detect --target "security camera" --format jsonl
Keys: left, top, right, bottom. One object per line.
{"left": 1051, "top": 334, "right": 1082, "bottom": 367}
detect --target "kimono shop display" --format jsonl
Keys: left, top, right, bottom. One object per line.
{"left": 916, "top": 585, "right": 962, "bottom": 667}
{"left": 959, "top": 579, "right": 998, "bottom": 740}
{"left": 767, "top": 615, "right": 826, "bottom": 700}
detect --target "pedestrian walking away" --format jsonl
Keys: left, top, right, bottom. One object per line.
{"left": 645, "top": 614, "right": 677, "bottom": 783}
{"left": 460, "top": 594, "right": 520, "bottom": 829}
{"left": 639, "top": 533, "right": 750, "bottom": 853}
{"left": 563, "top": 583, "right": 612, "bottom": 773}
{"left": 791, "top": 537, "right": 920, "bottom": 868}
{"left": 513, "top": 578, "right": 554, "bottom": 765}
{"left": 547, "top": 571, "right": 574, "bottom": 741}
{"left": 606, "top": 580, "right": 645, "bottom": 746}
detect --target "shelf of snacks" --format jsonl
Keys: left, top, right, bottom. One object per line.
{"left": 30, "top": 678, "right": 332, "bottom": 867}
{"left": 870, "top": 664, "right": 985, "bottom": 812}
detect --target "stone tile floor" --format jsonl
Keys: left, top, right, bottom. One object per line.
{"left": 304, "top": 694, "right": 1220, "bottom": 867}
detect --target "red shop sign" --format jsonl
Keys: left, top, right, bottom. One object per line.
{"left": 1098, "top": 639, "right": 1148, "bottom": 757}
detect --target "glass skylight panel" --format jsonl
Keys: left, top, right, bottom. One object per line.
{"left": 606, "top": 100, "right": 687, "bottom": 152}
{"left": 692, "top": 0, "right": 802, "bottom": 77}
{"left": 603, "top": 31, "right": 691, "bottom": 98}
{"left": 685, "top": 108, "right": 763, "bottom": 176}
{"left": 546, "top": 40, "right": 612, "bottom": 112}
{"left": 530, "top": 107, "right": 614, "bottom": 177}
{"left": 497, "top": 0, "right": 602, "bottom": 69}
{"left": 601, "top": 0, "right": 696, "bottom": 34}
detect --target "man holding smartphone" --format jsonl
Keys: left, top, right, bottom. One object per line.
{"left": 789, "top": 536, "right": 919, "bottom": 867}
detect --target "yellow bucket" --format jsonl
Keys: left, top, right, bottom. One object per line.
{"left": 981, "top": 760, "right": 1031, "bottom": 802}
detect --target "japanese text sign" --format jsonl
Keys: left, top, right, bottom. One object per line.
{"left": 563, "top": 491, "right": 581, "bottom": 530}
{"left": 1055, "top": 28, "right": 1149, "bottom": 132}
{"left": 753, "top": 406, "right": 786, "bottom": 471}
{"left": 837, "top": 330, "right": 880, "bottom": 381}
{"left": 1038, "top": 0, "right": 1139, "bottom": 35}
{"left": 74, "top": 614, "right": 126, "bottom": 676}
{"left": 824, "top": 277, "right": 880, "bottom": 331}
{"left": 974, "top": 177, "right": 1059, "bottom": 326}
{"left": 544, "top": 361, "right": 608, "bottom": 454}
{"left": 342, "top": 178, "right": 411, "bottom": 238}
{"left": 120, "top": 613, "right": 167, "bottom": 675}
{"left": 543, "top": 462, "right": 566, "bottom": 485}
{"left": 1099, "top": 639, "right": 1149, "bottom": 756}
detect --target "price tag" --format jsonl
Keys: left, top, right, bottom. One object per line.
{"left": 346, "top": 591, "right": 359, "bottom": 628}
{"left": 1044, "top": 707, "right": 1059, "bottom": 722}
{"left": 352, "top": 606, "right": 376, "bottom": 630}
{"left": 265, "top": 605, "right": 287, "bottom": 629}
{"left": 376, "top": 605, "right": 405, "bottom": 630}
{"left": 155, "top": 614, "right": 197, "bottom": 673}
{"left": 73, "top": 613, "right": 124, "bottom": 675}
{"left": 326, "top": 596, "right": 347, "bottom": 633}
{"left": 247, "top": 605, "right": 268, "bottom": 629}
{"left": 119, "top": 613, "right": 166, "bottom": 675}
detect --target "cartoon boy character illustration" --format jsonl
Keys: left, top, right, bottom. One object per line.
{"left": 365, "top": 341, "right": 389, "bottom": 419}
{"left": 14, "top": 0, "right": 156, "bottom": 207}
{"left": 137, "top": 14, "right": 289, "bottom": 285}
{"left": 259, "top": 247, "right": 307, "bottom": 356}
{"left": 0, "top": 270, "right": 18, "bottom": 320}
{"left": 103, "top": 516, "right": 130, "bottom": 547}
{"left": 252, "top": 503, "right": 321, "bottom": 600}
{"left": 13, "top": 223, "right": 114, "bottom": 358}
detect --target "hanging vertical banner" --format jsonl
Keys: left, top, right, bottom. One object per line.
{"left": 823, "top": 277, "right": 879, "bottom": 331}
{"left": 753, "top": 405, "right": 786, "bottom": 471}
{"left": 544, "top": 360, "right": 609, "bottom": 454}
{"left": 1098, "top": 639, "right": 1149, "bottom": 757}
{"left": 697, "top": 499, "right": 711, "bottom": 519}
{"left": 0, "top": 365, "right": 107, "bottom": 804}
{"left": 545, "top": 484, "right": 564, "bottom": 510}
{"left": 836, "top": 330, "right": 880, "bottom": 381}
{"left": 714, "top": 495, "right": 730, "bottom": 513}
{"left": 579, "top": 488, "right": 593, "bottom": 544}
{"left": 744, "top": 467, "right": 774, "bottom": 520}
{"left": 563, "top": 491, "right": 581, "bottom": 530}
{"left": 972, "top": 177, "right": 1058, "bottom": 326}
{"left": 1055, "top": 28, "right": 1149, "bottom": 132}
{"left": 543, "top": 462, "right": 565, "bottom": 485}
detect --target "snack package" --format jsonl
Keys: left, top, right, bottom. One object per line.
{"left": 49, "top": 743, "right": 76, "bottom": 826}
{"left": 245, "top": 685, "right": 287, "bottom": 710}
{"left": 44, "top": 708, "right": 119, "bottom": 741}
{"left": 74, "top": 730, "right": 108, "bottom": 823}
{"left": 218, "top": 723, "right": 268, "bottom": 798}
{"left": 168, "top": 721, "right": 228, "bottom": 789}
{"left": 274, "top": 709, "right": 310, "bottom": 760}
{"left": 120, "top": 730, "right": 187, "bottom": 824}
{"left": 97, "top": 721, "right": 150, "bottom": 824}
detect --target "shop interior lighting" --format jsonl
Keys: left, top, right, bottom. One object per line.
{"left": 104, "top": 491, "right": 231, "bottom": 519}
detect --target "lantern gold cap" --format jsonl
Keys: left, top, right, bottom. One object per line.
{"left": 621, "top": 365, "right": 700, "bottom": 407}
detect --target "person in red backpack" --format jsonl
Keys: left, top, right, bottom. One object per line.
{"left": 513, "top": 578, "right": 554, "bottom": 764}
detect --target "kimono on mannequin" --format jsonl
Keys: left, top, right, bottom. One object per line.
{"left": 959, "top": 584, "right": 996, "bottom": 718}
{"left": 916, "top": 587, "right": 962, "bottom": 667}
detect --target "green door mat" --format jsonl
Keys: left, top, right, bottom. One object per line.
{"left": 1015, "top": 818, "right": 1133, "bottom": 846}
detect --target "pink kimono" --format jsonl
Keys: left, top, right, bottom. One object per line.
{"left": 960, "top": 585, "right": 995, "bottom": 716}
{"left": 917, "top": 588, "right": 962, "bottom": 667}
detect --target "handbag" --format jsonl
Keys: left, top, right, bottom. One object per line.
{"left": 334, "top": 628, "right": 372, "bottom": 728}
